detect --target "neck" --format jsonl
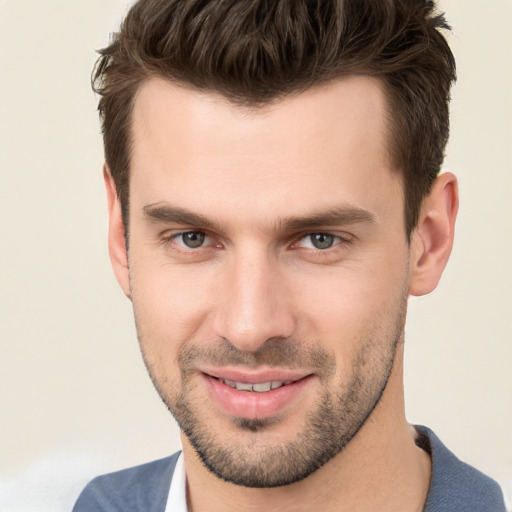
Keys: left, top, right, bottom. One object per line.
{"left": 182, "top": 344, "right": 431, "bottom": 512}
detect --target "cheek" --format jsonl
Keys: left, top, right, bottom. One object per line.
{"left": 290, "top": 261, "right": 407, "bottom": 356}
{"left": 129, "top": 259, "right": 218, "bottom": 367}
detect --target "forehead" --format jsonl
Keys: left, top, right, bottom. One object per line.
{"left": 131, "top": 76, "right": 390, "bottom": 159}
{"left": 129, "top": 76, "right": 401, "bottom": 227}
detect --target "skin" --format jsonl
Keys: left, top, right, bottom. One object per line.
{"left": 106, "top": 76, "right": 458, "bottom": 511}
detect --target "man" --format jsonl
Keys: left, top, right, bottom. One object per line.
{"left": 74, "top": 0, "right": 506, "bottom": 510}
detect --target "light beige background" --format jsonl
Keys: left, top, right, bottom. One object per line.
{"left": 1, "top": 1, "right": 511, "bottom": 510}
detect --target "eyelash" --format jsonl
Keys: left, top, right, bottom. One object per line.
{"left": 162, "top": 230, "right": 353, "bottom": 257}
{"left": 166, "top": 231, "right": 217, "bottom": 251}
{"left": 292, "top": 233, "right": 351, "bottom": 251}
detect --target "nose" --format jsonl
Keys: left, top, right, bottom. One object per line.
{"left": 212, "top": 248, "right": 296, "bottom": 352}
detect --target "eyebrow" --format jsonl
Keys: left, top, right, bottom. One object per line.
{"left": 277, "top": 206, "right": 376, "bottom": 231}
{"left": 143, "top": 203, "right": 223, "bottom": 231}
{"left": 143, "top": 203, "right": 376, "bottom": 232}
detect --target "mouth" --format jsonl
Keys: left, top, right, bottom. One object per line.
{"left": 214, "top": 377, "right": 298, "bottom": 392}
{"left": 198, "top": 368, "right": 315, "bottom": 420}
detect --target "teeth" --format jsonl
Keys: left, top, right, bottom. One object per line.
{"left": 220, "top": 379, "right": 287, "bottom": 392}
{"left": 252, "top": 382, "right": 272, "bottom": 392}
{"left": 235, "top": 382, "right": 253, "bottom": 391}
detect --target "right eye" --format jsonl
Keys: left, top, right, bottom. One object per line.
{"left": 299, "top": 233, "right": 337, "bottom": 250}
{"left": 173, "top": 231, "right": 208, "bottom": 248}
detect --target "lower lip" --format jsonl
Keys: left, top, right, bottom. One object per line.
{"left": 201, "top": 373, "right": 314, "bottom": 420}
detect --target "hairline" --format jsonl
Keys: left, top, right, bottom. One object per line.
{"left": 118, "top": 73, "right": 410, "bottom": 243}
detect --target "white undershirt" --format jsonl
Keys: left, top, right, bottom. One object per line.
{"left": 164, "top": 453, "right": 188, "bottom": 512}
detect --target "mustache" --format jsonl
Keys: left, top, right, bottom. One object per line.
{"left": 178, "top": 337, "right": 336, "bottom": 377}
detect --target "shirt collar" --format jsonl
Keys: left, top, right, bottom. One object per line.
{"left": 165, "top": 452, "right": 188, "bottom": 512}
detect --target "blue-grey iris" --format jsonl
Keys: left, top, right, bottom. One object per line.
{"left": 182, "top": 232, "right": 205, "bottom": 248}
{"left": 311, "top": 233, "right": 334, "bottom": 249}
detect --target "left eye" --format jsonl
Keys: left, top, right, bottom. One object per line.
{"left": 297, "top": 233, "right": 339, "bottom": 250}
{"left": 175, "top": 231, "right": 208, "bottom": 248}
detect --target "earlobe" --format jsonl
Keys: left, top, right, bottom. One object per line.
{"left": 409, "top": 172, "right": 459, "bottom": 296}
{"left": 104, "top": 165, "right": 131, "bottom": 299}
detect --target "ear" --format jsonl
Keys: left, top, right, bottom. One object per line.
{"left": 409, "top": 172, "right": 459, "bottom": 296}
{"left": 104, "top": 164, "right": 131, "bottom": 299}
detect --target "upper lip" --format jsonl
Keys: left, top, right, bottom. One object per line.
{"left": 199, "top": 367, "right": 312, "bottom": 384}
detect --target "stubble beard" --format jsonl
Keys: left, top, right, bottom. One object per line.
{"left": 173, "top": 371, "right": 390, "bottom": 488}
{"left": 135, "top": 289, "right": 408, "bottom": 488}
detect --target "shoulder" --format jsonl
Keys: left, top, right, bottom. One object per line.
{"left": 417, "top": 426, "right": 506, "bottom": 512}
{"left": 72, "top": 452, "right": 181, "bottom": 512}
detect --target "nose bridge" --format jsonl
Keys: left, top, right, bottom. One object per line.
{"left": 214, "top": 245, "right": 294, "bottom": 352}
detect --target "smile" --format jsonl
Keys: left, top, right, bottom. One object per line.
{"left": 216, "top": 378, "right": 294, "bottom": 392}
{"left": 200, "top": 370, "right": 315, "bottom": 419}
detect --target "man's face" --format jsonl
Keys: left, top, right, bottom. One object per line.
{"left": 124, "top": 76, "right": 411, "bottom": 487}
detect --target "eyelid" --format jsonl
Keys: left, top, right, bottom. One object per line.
{"left": 160, "top": 229, "right": 352, "bottom": 253}
{"left": 292, "top": 231, "right": 353, "bottom": 249}
{"left": 170, "top": 229, "right": 205, "bottom": 244}
{"left": 164, "top": 229, "right": 223, "bottom": 251}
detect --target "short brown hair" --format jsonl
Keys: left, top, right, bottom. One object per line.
{"left": 93, "top": 0, "right": 456, "bottom": 237}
